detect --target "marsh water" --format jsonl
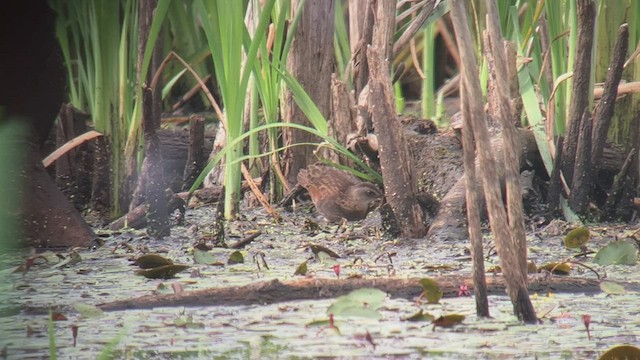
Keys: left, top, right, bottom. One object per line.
{"left": 1, "top": 205, "right": 639, "bottom": 359}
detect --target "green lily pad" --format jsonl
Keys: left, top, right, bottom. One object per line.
{"left": 564, "top": 226, "right": 590, "bottom": 249}
{"left": 539, "top": 262, "right": 571, "bottom": 275}
{"left": 316, "top": 251, "right": 339, "bottom": 266}
{"left": 419, "top": 278, "right": 443, "bottom": 304}
{"left": 293, "top": 261, "right": 308, "bottom": 276}
{"left": 135, "top": 254, "right": 173, "bottom": 269}
{"left": 227, "top": 250, "right": 244, "bottom": 264}
{"left": 193, "top": 248, "right": 221, "bottom": 265}
{"left": 327, "top": 288, "right": 386, "bottom": 318}
{"left": 174, "top": 315, "right": 205, "bottom": 329}
{"left": 153, "top": 282, "right": 175, "bottom": 295}
{"left": 73, "top": 303, "right": 104, "bottom": 318}
{"left": 600, "top": 280, "right": 626, "bottom": 295}
{"left": 136, "top": 264, "right": 190, "bottom": 279}
{"left": 593, "top": 240, "right": 637, "bottom": 265}
{"left": 308, "top": 244, "right": 340, "bottom": 259}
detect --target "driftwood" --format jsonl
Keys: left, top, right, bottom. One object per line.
{"left": 586, "top": 24, "right": 630, "bottom": 216}
{"left": 109, "top": 204, "right": 150, "bottom": 230}
{"left": 427, "top": 129, "right": 539, "bottom": 241}
{"left": 559, "top": 15, "right": 630, "bottom": 218}
{"left": 108, "top": 175, "right": 260, "bottom": 231}
{"left": 109, "top": 190, "right": 186, "bottom": 231}
{"left": 328, "top": 75, "right": 357, "bottom": 166}
{"left": 177, "top": 178, "right": 261, "bottom": 208}
{"left": 90, "top": 133, "right": 112, "bottom": 215}
{"left": 97, "top": 275, "right": 607, "bottom": 311}
{"left": 48, "top": 115, "right": 213, "bottom": 219}
{"left": 349, "top": 0, "right": 375, "bottom": 97}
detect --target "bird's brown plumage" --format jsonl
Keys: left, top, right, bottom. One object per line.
{"left": 297, "top": 164, "right": 383, "bottom": 222}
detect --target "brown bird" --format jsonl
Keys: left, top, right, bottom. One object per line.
{"left": 297, "top": 164, "right": 383, "bottom": 222}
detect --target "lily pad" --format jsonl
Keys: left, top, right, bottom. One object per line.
{"left": 327, "top": 288, "right": 386, "bottom": 318}
{"left": 136, "top": 264, "right": 190, "bottom": 279}
{"left": 153, "top": 282, "right": 175, "bottom": 295}
{"left": 135, "top": 254, "right": 173, "bottom": 269}
{"left": 174, "top": 315, "right": 205, "bottom": 329}
{"left": 293, "top": 261, "right": 308, "bottom": 276}
{"left": 193, "top": 248, "right": 221, "bottom": 265}
{"left": 316, "top": 251, "right": 339, "bottom": 266}
{"left": 539, "top": 262, "right": 571, "bottom": 275}
{"left": 403, "top": 309, "right": 435, "bottom": 322}
{"left": 432, "top": 314, "right": 465, "bottom": 330}
{"left": 227, "top": 250, "right": 244, "bottom": 264}
{"left": 419, "top": 278, "right": 443, "bottom": 304}
{"left": 564, "top": 226, "right": 590, "bottom": 249}
{"left": 308, "top": 244, "right": 340, "bottom": 259}
{"left": 599, "top": 281, "right": 626, "bottom": 295}
{"left": 593, "top": 240, "right": 637, "bottom": 265}
{"left": 73, "top": 303, "right": 104, "bottom": 318}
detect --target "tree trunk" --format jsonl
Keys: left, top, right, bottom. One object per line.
{"left": 561, "top": 0, "right": 595, "bottom": 192}
{"left": 284, "top": 0, "right": 335, "bottom": 186}
{"left": 367, "top": 0, "right": 426, "bottom": 238}
{"left": 590, "top": 24, "right": 628, "bottom": 174}
{"left": 132, "top": 0, "right": 170, "bottom": 238}
{"left": 349, "top": 0, "right": 375, "bottom": 97}
{"left": 569, "top": 110, "right": 593, "bottom": 213}
{"left": 329, "top": 75, "right": 356, "bottom": 166}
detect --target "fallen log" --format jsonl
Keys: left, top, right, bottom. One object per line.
{"left": 98, "top": 274, "right": 610, "bottom": 311}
